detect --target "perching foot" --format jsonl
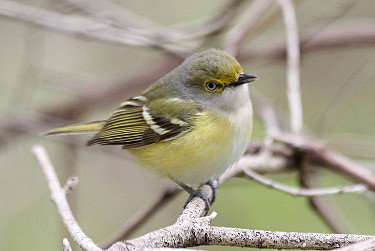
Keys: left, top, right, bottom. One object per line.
{"left": 205, "top": 179, "right": 218, "bottom": 205}
{"left": 178, "top": 183, "right": 211, "bottom": 214}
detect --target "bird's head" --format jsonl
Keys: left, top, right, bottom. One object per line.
{"left": 153, "top": 49, "right": 258, "bottom": 113}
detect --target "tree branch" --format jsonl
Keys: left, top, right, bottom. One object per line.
{"left": 300, "top": 165, "right": 351, "bottom": 233}
{"left": 276, "top": 0, "right": 303, "bottom": 133}
{"left": 115, "top": 220, "right": 372, "bottom": 250}
{"left": 250, "top": 89, "right": 283, "bottom": 137}
{"left": 0, "top": 0, "right": 189, "bottom": 56}
{"left": 31, "top": 145, "right": 102, "bottom": 251}
{"left": 100, "top": 186, "right": 179, "bottom": 249}
{"left": 33, "top": 144, "right": 375, "bottom": 250}
{"left": 275, "top": 133, "right": 375, "bottom": 192}
{"left": 333, "top": 238, "right": 375, "bottom": 251}
{"left": 63, "top": 238, "right": 73, "bottom": 251}
{"left": 0, "top": 0, "right": 243, "bottom": 57}
{"left": 238, "top": 20, "right": 375, "bottom": 61}
{"left": 45, "top": 55, "right": 182, "bottom": 119}
{"left": 63, "top": 0, "right": 163, "bottom": 29}
{"left": 12, "top": 2, "right": 374, "bottom": 249}
{"left": 224, "top": 0, "right": 273, "bottom": 56}
{"left": 243, "top": 167, "right": 367, "bottom": 197}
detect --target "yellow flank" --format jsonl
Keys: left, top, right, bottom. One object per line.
{"left": 128, "top": 110, "right": 233, "bottom": 183}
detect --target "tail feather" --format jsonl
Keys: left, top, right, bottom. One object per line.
{"left": 45, "top": 121, "right": 105, "bottom": 136}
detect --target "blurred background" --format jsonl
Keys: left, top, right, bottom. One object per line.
{"left": 1, "top": 0, "right": 375, "bottom": 250}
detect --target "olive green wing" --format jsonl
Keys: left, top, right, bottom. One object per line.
{"left": 87, "top": 96, "right": 201, "bottom": 149}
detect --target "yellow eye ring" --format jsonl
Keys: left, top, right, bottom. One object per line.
{"left": 206, "top": 82, "right": 218, "bottom": 91}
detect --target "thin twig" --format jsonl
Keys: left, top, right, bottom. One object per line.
{"left": 63, "top": 0, "right": 162, "bottom": 29}
{"left": 33, "top": 144, "right": 375, "bottom": 250}
{"left": 176, "top": 0, "right": 243, "bottom": 39}
{"left": 2, "top": 0, "right": 374, "bottom": 62}
{"left": 0, "top": 0, "right": 243, "bottom": 57}
{"left": 239, "top": 20, "right": 375, "bottom": 61}
{"left": 275, "top": 133, "right": 375, "bottom": 192}
{"left": 62, "top": 0, "right": 195, "bottom": 55}
{"left": 276, "top": 0, "right": 303, "bottom": 133}
{"left": 109, "top": 182, "right": 374, "bottom": 250}
{"left": 219, "top": 153, "right": 290, "bottom": 184}
{"left": 10, "top": 25, "right": 44, "bottom": 109}
{"left": 224, "top": 0, "right": 273, "bottom": 56}
{"left": 300, "top": 164, "right": 350, "bottom": 233}
{"left": 32, "top": 145, "right": 102, "bottom": 251}
{"left": 0, "top": 55, "right": 182, "bottom": 151}
{"left": 333, "top": 237, "right": 375, "bottom": 251}
{"left": 45, "top": 55, "right": 182, "bottom": 118}
{"left": 117, "top": 223, "right": 373, "bottom": 250}
{"left": 2, "top": 22, "right": 375, "bottom": 147}
{"left": 298, "top": 0, "right": 359, "bottom": 51}
{"left": 243, "top": 168, "right": 367, "bottom": 197}
{"left": 250, "top": 90, "right": 283, "bottom": 136}
{"left": 63, "top": 176, "right": 79, "bottom": 194}
{"left": 63, "top": 238, "right": 73, "bottom": 251}
{"left": 101, "top": 186, "right": 179, "bottom": 249}
{"left": 0, "top": 0, "right": 189, "bottom": 57}
{"left": 328, "top": 133, "right": 375, "bottom": 159}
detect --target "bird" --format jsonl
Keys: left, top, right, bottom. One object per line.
{"left": 46, "top": 48, "right": 258, "bottom": 211}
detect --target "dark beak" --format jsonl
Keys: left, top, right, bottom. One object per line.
{"left": 231, "top": 73, "right": 258, "bottom": 87}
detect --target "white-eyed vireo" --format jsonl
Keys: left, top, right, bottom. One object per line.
{"left": 47, "top": 48, "right": 258, "bottom": 209}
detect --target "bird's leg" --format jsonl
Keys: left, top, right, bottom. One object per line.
{"left": 205, "top": 179, "right": 218, "bottom": 205}
{"left": 177, "top": 182, "right": 211, "bottom": 214}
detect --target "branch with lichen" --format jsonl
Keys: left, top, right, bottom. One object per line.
{"left": 32, "top": 145, "right": 375, "bottom": 251}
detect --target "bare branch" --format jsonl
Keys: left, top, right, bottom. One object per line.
{"left": 250, "top": 90, "right": 283, "bottom": 136}
{"left": 63, "top": 0, "right": 162, "bottom": 29}
{"left": 6, "top": 0, "right": 374, "bottom": 249}
{"left": 63, "top": 238, "right": 73, "bottom": 251}
{"left": 333, "top": 238, "right": 375, "bottom": 251}
{"left": 116, "top": 222, "right": 373, "bottom": 250}
{"left": 110, "top": 183, "right": 373, "bottom": 250}
{"left": 66, "top": 0, "right": 243, "bottom": 49}
{"left": 33, "top": 144, "right": 375, "bottom": 250}
{"left": 99, "top": 138, "right": 290, "bottom": 239}
{"left": 300, "top": 165, "right": 351, "bottom": 233}
{"left": 328, "top": 133, "right": 375, "bottom": 159}
{"left": 334, "top": 238, "right": 375, "bottom": 251}
{"left": 206, "top": 228, "right": 371, "bottom": 250}
{"left": 275, "top": 133, "right": 375, "bottom": 192}
{"left": 243, "top": 168, "right": 367, "bottom": 197}
{"left": 31, "top": 145, "right": 102, "bottom": 251}
{"left": 219, "top": 153, "right": 290, "bottom": 184}
{"left": 0, "top": 0, "right": 189, "bottom": 57}
{"left": 45, "top": 55, "right": 182, "bottom": 119}
{"left": 276, "top": 0, "right": 303, "bottom": 133}
{"left": 238, "top": 20, "right": 375, "bottom": 61}
{"left": 224, "top": 0, "right": 273, "bottom": 56}
{"left": 61, "top": 0, "right": 197, "bottom": 55}
{"left": 318, "top": 148, "right": 375, "bottom": 192}
{"left": 101, "top": 186, "right": 179, "bottom": 249}
{"left": 176, "top": 0, "right": 244, "bottom": 39}
{"left": 0, "top": 0, "right": 243, "bottom": 57}
{"left": 0, "top": 55, "right": 182, "bottom": 152}
{"left": 63, "top": 176, "right": 79, "bottom": 194}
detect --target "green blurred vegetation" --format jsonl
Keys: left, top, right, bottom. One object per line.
{"left": 0, "top": 0, "right": 374, "bottom": 250}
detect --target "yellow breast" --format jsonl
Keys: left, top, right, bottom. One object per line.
{"left": 128, "top": 107, "right": 252, "bottom": 185}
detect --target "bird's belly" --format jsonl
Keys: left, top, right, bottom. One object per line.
{"left": 128, "top": 106, "right": 252, "bottom": 185}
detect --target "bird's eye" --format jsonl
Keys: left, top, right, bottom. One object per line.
{"left": 205, "top": 82, "right": 218, "bottom": 91}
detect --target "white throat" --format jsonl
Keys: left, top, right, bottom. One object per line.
{"left": 210, "top": 84, "right": 251, "bottom": 115}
